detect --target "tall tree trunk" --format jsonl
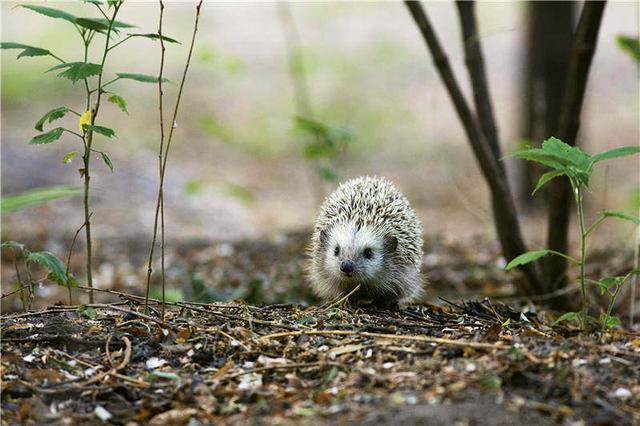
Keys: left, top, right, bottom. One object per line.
{"left": 518, "top": 2, "right": 575, "bottom": 209}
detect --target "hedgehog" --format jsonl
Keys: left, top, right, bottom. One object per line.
{"left": 308, "top": 176, "right": 424, "bottom": 306}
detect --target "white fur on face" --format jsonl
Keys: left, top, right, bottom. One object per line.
{"left": 324, "top": 222, "right": 385, "bottom": 281}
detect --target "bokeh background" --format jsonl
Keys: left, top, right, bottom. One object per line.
{"left": 2, "top": 1, "right": 639, "bottom": 308}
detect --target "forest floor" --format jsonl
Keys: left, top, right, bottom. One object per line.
{"left": 1, "top": 233, "right": 639, "bottom": 425}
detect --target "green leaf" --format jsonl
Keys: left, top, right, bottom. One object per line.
{"left": 100, "top": 152, "right": 114, "bottom": 172}
{"left": 600, "top": 313, "right": 621, "bottom": 330}
{"left": 107, "top": 94, "right": 128, "bottom": 113}
{"left": 602, "top": 210, "right": 640, "bottom": 225}
{"left": 78, "top": 305, "right": 97, "bottom": 320}
{"left": 196, "top": 116, "right": 233, "bottom": 143}
{"left": 128, "top": 33, "right": 180, "bottom": 44}
{"left": 35, "top": 107, "right": 69, "bottom": 131}
{"left": 295, "top": 116, "right": 330, "bottom": 136}
{"left": 298, "top": 116, "right": 353, "bottom": 160}
{"left": 553, "top": 311, "right": 579, "bottom": 325}
{"left": 542, "top": 137, "right": 592, "bottom": 172}
{"left": 318, "top": 167, "right": 339, "bottom": 182}
{"left": 75, "top": 17, "right": 110, "bottom": 32}
{"left": 511, "top": 148, "right": 568, "bottom": 171}
{"left": 303, "top": 142, "right": 333, "bottom": 160}
{"left": 0, "top": 42, "right": 50, "bottom": 59}
{"left": 149, "top": 287, "right": 183, "bottom": 303}
{"left": 616, "top": 35, "right": 640, "bottom": 63}
{"left": 47, "top": 62, "right": 102, "bottom": 83}
{"left": 295, "top": 116, "right": 352, "bottom": 144}
{"left": 1, "top": 241, "right": 25, "bottom": 251}
{"left": 183, "top": 180, "right": 204, "bottom": 195}
{"left": 505, "top": 250, "right": 550, "bottom": 270}
{"left": 224, "top": 183, "right": 256, "bottom": 206}
{"left": 591, "top": 146, "right": 640, "bottom": 164}
{"left": 27, "top": 251, "right": 68, "bottom": 286}
{"left": 511, "top": 137, "right": 592, "bottom": 181}
{"left": 19, "top": 4, "right": 77, "bottom": 24}
{"left": 95, "top": 18, "right": 135, "bottom": 29}
{"left": 29, "top": 127, "right": 64, "bottom": 145}
{"left": 532, "top": 170, "right": 566, "bottom": 195}
{"left": 83, "top": 125, "right": 115, "bottom": 138}
{"left": 630, "top": 188, "right": 640, "bottom": 210}
{"left": 595, "top": 277, "right": 624, "bottom": 295}
{"left": 0, "top": 185, "right": 81, "bottom": 213}
{"left": 63, "top": 151, "right": 78, "bottom": 164}
{"left": 67, "top": 274, "right": 81, "bottom": 288}
{"left": 115, "top": 72, "right": 170, "bottom": 83}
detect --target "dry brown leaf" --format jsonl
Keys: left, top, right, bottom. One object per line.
{"left": 328, "top": 344, "right": 363, "bottom": 359}
{"left": 148, "top": 408, "right": 198, "bottom": 426}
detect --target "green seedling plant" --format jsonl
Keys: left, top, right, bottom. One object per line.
{"left": 505, "top": 137, "right": 640, "bottom": 330}
{"left": 1, "top": 1, "right": 178, "bottom": 303}
{"left": 294, "top": 116, "right": 352, "bottom": 183}
{"left": 1, "top": 241, "right": 77, "bottom": 311}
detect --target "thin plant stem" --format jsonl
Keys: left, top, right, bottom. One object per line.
{"left": 276, "top": 2, "right": 325, "bottom": 206}
{"left": 11, "top": 250, "right": 27, "bottom": 312}
{"left": 277, "top": 2, "right": 312, "bottom": 118}
{"left": 158, "top": 0, "right": 167, "bottom": 321}
{"left": 603, "top": 283, "right": 623, "bottom": 334}
{"left": 63, "top": 129, "right": 85, "bottom": 139}
{"left": 575, "top": 183, "right": 588, "bottom": 328}
{"left": 144, "top": 0, "right": 204, "bottom": 314}
{"left": 81, "top": 4, "right": 121, "bottom": 304}
{"left": 546, "top": 249, "right": 581, "bottom": 265}
{"left": 24, "top": 259, "right": 35, "bottom": 308}
{"left": 48, "top": 53, "right": 66, "bottom": 64}
{"left": 632, "top": 219, "right": 639, "bottom": 328}
{"left": 65, "top": 212, "right": 92, "bottom": 306}
{"left": 1, "top": 284, "right": 32, "bottom": 301}
{"left": 107, "top": 35, "right": 134, "bottom": 52}
{"left": 83, "top": 39, "right": 92, "bottom": 112}
{"left": 585, "top": 214, "right": 606, "bottom": 237}
{"left": 93, "top": 77, "right": 120, "bottom": 92}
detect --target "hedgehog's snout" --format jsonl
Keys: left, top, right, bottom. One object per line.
{"left": 340, "top": 260, "right": 355, "bottom": 274}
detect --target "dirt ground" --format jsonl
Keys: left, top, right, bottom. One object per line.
{"left": 1, "top": 297, "right": 639, "bottom": 425}
{"left": 1, "top": 233, "right": 639, "bottom": 425}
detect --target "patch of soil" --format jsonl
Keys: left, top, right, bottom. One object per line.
{"left": 2, "top": 299, "right": 639, "bottom": 425}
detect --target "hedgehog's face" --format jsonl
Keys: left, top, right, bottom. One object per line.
{"left": 319, "top": 223, "right": 397, "bottom": 283}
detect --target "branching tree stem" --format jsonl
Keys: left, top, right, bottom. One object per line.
{"left": 405, "top": 0, "right": 542, "bottom": 295}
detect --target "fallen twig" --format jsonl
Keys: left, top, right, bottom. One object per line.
{"left": 260, "top": 329, "right": 505, "bottom": 350}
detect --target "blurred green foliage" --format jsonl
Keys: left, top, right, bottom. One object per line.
{"left": 196, "top": 115, "right": 234, "bottom": 144}
{"left": 1, "top": 186, "right": 82, "bottom": 213}
{"left": 616, "top": 34, "right": 640, "bottom": 63}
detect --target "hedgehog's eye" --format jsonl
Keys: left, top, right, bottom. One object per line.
{"left": 363, "top": 248, "right": 373, "bottom": 259}
{"left": 334, "top": 246, "right": 340, "bottom": 256}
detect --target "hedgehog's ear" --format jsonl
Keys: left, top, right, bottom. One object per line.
{"left": 383, "top": 235, "right": 398, "bottom": 254}
{"left": 319, "top": 229, "right": 329, "bottom": 247}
